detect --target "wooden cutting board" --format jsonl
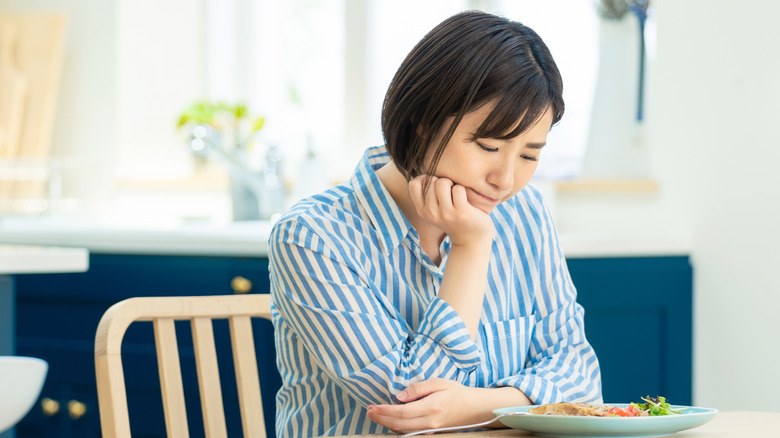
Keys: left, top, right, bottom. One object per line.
{"left": 0, "top": 24, "right": 28, "bottom": 157}
{"left": 0, "top": 13, "right": 66, "bottom": 207}
{"left": 0, "top": 24, "right": 29, "bottom": 200}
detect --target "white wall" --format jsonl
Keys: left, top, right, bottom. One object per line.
{"left": 115, "top": 0, "right": 207, "bottom": 179}
{"left": 661, "top": 0, "right": 780, "bottom": 411}
{"left": 555, "top": 0, "right": 780, "bottom": 411}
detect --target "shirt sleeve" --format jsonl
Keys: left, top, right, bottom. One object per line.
{"left": 269, "top": 217, "right": 481, "bottom": 407}
{"left": 491, "top": 193, "right": 603, "bottom": 405}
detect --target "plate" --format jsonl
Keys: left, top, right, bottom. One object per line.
{"left": 493, "top": 404, "right": 718, "bottom": 438}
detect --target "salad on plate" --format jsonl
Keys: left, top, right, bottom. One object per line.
{"left": 529, "top": 396, "right": 684, "bottom": 417}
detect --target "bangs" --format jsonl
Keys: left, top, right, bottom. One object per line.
{"left": 471, "top": 74, "right": 562, "bottom": 141}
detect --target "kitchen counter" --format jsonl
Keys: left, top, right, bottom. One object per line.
{"left": 0, "top": 217, "right": 689, "bottom": 258}
{"left": 0, "top": 217, "right": 274, "bottom": 257}
{"left": 0, "top": 245, "right": 89, "bottom": 275}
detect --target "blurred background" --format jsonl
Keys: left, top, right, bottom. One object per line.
{"left": 1, "top": 0, "right": 778, "bottom": 424}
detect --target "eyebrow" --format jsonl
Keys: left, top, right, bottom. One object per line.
{"left": 526, "top": 142, "right": 546, "bottom": 149}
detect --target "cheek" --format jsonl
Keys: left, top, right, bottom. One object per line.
{"left": 512, "top": 164, "right": 539, "bottom": 190}
{"left": 434, "top": 149, "right": 480, "bottom": 179}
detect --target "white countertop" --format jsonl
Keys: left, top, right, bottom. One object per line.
{"left": 0, "top": 217, "right": 690, "bottom": 258}
{"left": 0, "top": 245, "right": 89, "bottom": 275}
{"left": 0, "top": 217, "right": 275, "bottom": 257}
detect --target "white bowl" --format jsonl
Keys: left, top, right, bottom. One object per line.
{"left": 0, "top": 356, "right": 48, "bottom": 433}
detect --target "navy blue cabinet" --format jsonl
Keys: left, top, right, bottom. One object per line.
{"left": 12, "top": 253, "right": 692, "bottom": 438}
{"left": 569, "top": 256, "right": 693, "bottom": 406}
{"left": 13, "top": 254, "right": 278, "bottom": 438}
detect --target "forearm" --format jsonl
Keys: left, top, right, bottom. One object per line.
{"left": 436, "top": 238, "right": 493, "bottom": 339}
{"left": 367, "top": 378, "right": 533, "bottom": 433}
{"left": 463, "top": 386, "right": 533, "bottom": 426}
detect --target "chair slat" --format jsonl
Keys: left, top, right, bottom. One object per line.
{"left": 96, "top": 295, "right": 274, "bottom": 438}
{"left": 191, "top": 317, "right": 228, "bottom": 438}
{"left": 230, "top": 315, "right": 266, "bottom": 438}
{"left": 153, "top": 318, "right": 189, "bottom": 438}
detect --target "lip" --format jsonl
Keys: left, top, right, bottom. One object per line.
{"left": 470, "top": 188, "right": 501, "bottom": 204}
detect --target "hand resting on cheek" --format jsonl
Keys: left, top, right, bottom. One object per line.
{"left": 408, "top": 175, "right": 495, "bottom": 248}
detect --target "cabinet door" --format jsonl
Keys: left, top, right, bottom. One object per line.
{"left": 15, "top": 383, "right": 99, "bottom": 438}
{"left": 568, "top": 256, "right": 693, "bottom": 405}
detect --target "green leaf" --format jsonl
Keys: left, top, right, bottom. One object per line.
{"left": 252, "top": 117, "right": 266, "bottom": 132}
{"left": 176, "top": 99, "right": 265, "bottom": 146}
{"left": 234, "top": 104, "right": 248, "bottom": 119}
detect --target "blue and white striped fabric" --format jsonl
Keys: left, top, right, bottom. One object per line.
{"left": 269, "top": 145, "right": 602, "bottom": 437}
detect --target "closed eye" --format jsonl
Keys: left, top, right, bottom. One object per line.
{"left": 477, "top": 142, "right": 498, "bottom": 152}
{"left": 520, "top": 154, "right": 538, "bottom": 162}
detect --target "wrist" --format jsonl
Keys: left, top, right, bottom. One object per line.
{"left": 449, "top": 234, "right": 493, "bottom": 251}
{"left": 457, "top": 386, "right": 495, "bottom": 424}
{"left": 462, "top": 386, "right": 533, "bottom": 426}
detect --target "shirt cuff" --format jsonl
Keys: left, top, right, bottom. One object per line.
{"left": 415, "top": 297, "right": 481, "bottom": 371}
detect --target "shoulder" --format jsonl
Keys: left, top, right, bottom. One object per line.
{"left": 279, "top": 182, "right": 355, "bottom": 221}
{"left": 270, "top": 182, "right": 367, "bottom": 251}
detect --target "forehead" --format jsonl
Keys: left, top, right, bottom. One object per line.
{"left": 458, "top": 101, "right": 553, "bottom": 138}
{"left": 461, "top": 101, "right": 497, "bottom": 126}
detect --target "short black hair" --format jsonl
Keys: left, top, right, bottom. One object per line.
{"left": 381, "top": 10, "right": 564, "bottom": 180}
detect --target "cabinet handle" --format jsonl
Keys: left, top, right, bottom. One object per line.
{"left": 67, "top": 400, "right": 87, "bottom": 420}
{"left": 41, "top": 397, "right": 60, "bottom": 416}
{"left": 231, "top": 276, "right": 252, "bottom": 294}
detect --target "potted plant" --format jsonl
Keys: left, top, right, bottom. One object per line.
{"left": 177, "top": 100, "right": 269, "bottom": 221}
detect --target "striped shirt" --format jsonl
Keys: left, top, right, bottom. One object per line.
{"left": 269, "top": 145, "right": 602, "bottom": 437}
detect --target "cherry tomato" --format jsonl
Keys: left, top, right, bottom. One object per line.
{"left": 609, "top": 407, "right": 630, "bottom": 417}
{"left": 626, "top": 405, "right": 643, "bottom": 417}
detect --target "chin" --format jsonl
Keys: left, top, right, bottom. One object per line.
{"left": 472, "top": 198, "right": 499, "bottom": 215}
{"left": 464, "top": 193, "right": 497, "bottom": 214}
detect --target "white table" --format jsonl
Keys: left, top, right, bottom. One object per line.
{"left": 337, "top": 411, "right": 780, "bottom": 437}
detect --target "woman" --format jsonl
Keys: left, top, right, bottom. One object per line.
{"left": 269, "top": 10, "right": 602, "bottom": 436}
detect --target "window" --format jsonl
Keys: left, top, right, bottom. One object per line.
{"left": 492, "top": 0, "right": 599, "bottom": 179}
{"left": 115, "top": 0, "right": 597, "bottom": 187}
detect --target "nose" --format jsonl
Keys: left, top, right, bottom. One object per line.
{"left": 486, "top": 158, "right": 514, "bottom": 191}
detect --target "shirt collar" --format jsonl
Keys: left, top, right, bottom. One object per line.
{"left": 350, "top": 145, "right": 413, "bottom": 255}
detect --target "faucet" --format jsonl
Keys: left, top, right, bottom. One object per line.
{"left": 188, "top": 124, "right": 283, "bottom": 220}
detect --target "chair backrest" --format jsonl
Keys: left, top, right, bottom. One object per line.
{"left": 95, "top": 294, "right": 272, "bottom": 438}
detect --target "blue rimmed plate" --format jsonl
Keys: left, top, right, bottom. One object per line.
{"left": 493, "top": 404, "right": 718, "bottom": 437}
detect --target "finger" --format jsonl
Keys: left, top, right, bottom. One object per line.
{"left": 434, "top": 178, "right": 455, "bottom": 211}
{"left": 408, "top": 176, "right": 426, "bottom": 214}
{"left": 451, "top": 184, "right": 470, "bottom": 210}
{"left": 422, "top": 175, "right": 440, "bottom": 211}
{"left": 399, "top": 378, "right": 448, "bottom": 402}
{"left": 368, "top": 410, "right": 434, "bottom": 433}
{"left": 368, "top": 401, "right": 423, "bottom": 419}
{"left": 367, "top": 401, "right": 435, "bottom": 433}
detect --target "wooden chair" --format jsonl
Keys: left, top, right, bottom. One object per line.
{"left": 95, "top": 294, "right": 272, "bottom": 438}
